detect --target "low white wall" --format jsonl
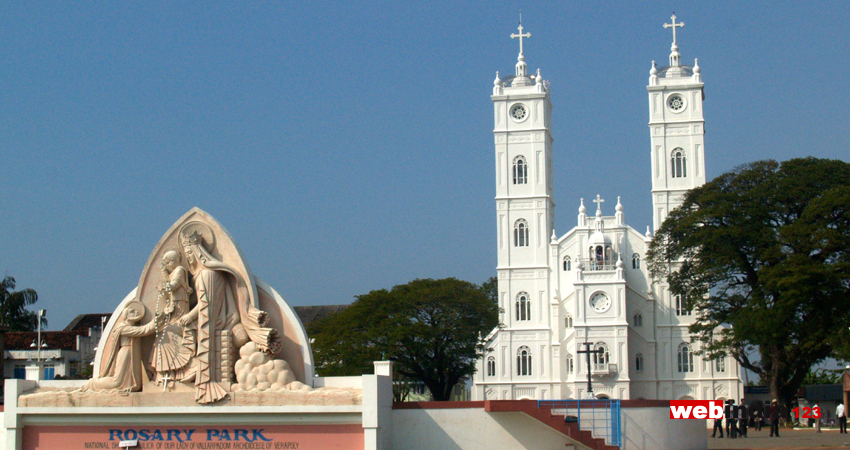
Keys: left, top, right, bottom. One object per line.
{"left": 392, "top": 408, "right": 587, "bottom": 450}
{"left": 314, "top": 375, "right": 362, "bottom": 389}
{"left": 621, "top": 407, "right": 706, "bottom": 450}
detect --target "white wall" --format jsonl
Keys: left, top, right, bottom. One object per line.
{"left": 621, "top": 407, "right": 706, "bottom": 450}
{"left": 393, "top": 408, "right": 586, "bottom": 450}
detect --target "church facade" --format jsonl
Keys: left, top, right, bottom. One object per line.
{"left": 472, "top": 17, "right": 744, "bottom": 402}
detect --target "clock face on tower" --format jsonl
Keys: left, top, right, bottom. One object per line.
{"left": 589, "top": 292, "right": 611, "bottom": 313}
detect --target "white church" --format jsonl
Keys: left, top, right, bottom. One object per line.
{"left": 472, "top": 16, "right": 744, "bottom": 402}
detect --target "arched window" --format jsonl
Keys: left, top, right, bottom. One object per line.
{"left": 593, "top": 343, "right": 609, "bottom": 370}
{"left": 565, "top": 314, "right": 573, "bottom": 329}
{"left": 678, "top": 344, "right": 694, "bottom": 373}
{"left": 566, "top": 354, "right": 574, "bottom": 374}
{"left": 635, "top": 353, "right": 644, "bottom": 372}
{"left": 517, "top": 346, "right": 532, "bottom": 376}
{"left": 633, "top": 312, "right": 643, "bottom": 327}
{"left": 514, "top": 219, "right": 529, "bottom": 247}
{"left": 512, "top": 156, "right": 528, "bottom": 184}
{"left": 563, "top": 256, "right": 571, "bottom": 271}
{"left": 632, "top": 254, "right": 640, "bottom": 269}
{"left": 671, "top": 149, "right": 687, "bottom": 178}
{"left": 515, "top": 292, "right": 531, "bottom": 321}
{"left": 715, "top": 357, "right": 726, "bottom": 373}
{"left": 487, "top": 356, "right": 496, "bottom": 377}
{"left": 675, "top": 295, "right": 691, "bottom": 316}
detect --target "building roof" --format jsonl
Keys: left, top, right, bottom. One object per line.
{"left": 5, "top": 330, "right": 86, "bottom": 351}
{"left": 63, "top": 313, "right": 112, "bottom": 332}
{"left": 293, "top": 305, "right": 349, "bottom": 328}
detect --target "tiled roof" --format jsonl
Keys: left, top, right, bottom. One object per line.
{"left": 293, "top": 305, "right": 349, "bottom": 328}
{"left": 5, "top": 331, "right": 86, "bottom": 351}
{"left": 63, "top": 313, "right": 112, "bottom": 332}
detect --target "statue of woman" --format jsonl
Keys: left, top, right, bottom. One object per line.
{"left": 177, "top": 229, "right": 279, "bottom": 404}
{"left": 83, "top": 300, "right": 155, "bottom": 392}
{"left": 150, "top": 250, "right": 195, "bottom": 382}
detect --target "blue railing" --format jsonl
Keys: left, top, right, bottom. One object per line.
{"left": 538, "top": 399, "right": 622, "bottom": 448}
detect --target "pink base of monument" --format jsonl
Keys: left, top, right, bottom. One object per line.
{"left": 23, "top": 424, "right": 364, "bottom": 450}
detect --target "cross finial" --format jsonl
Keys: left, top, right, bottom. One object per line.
{"left": 663, "top": 14, "right": 684, "bottom": 45}
{"left": 593, "top": 194, "right": 605, "bottom": 211}
{"left": 510, "top": 15, "right": 531, "bottom": 56}
{"left": 161, "top": 372, "right": 173, "bottom": 392}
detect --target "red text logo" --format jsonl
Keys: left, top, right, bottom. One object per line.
{"left": 669, "top": 400, "right": 724, "bottom": 419}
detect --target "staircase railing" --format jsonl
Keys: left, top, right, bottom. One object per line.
{"left": 538, "top": 399, "right": 621, "bottom": 448}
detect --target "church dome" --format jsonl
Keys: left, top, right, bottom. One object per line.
{"left": 588, "top": 231, "right": 612, "bottom": 246}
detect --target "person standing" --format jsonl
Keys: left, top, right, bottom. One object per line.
{"left": 712, "top": 411, "right": 724, "bottom": 438}
{"left": 728, "top": 399, "right": 738, "bottom": 438}
{"left": 837, "top": 401, "right": 846, "bottom": 434}
{"left": 814, "top": 402, "right": 821, "bottom": 433}
{"left": 752, "top": 401, "right": 764, "bottom": 431}
{"left": 738, "top": 398, "right": 748, "bottom": 438}
{"left": 770, "top": 399, "right": 781, "bottom": 437}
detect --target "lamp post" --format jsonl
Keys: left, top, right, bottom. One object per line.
{"left": 28, "top": 309, "right": 47, "bottom": 379}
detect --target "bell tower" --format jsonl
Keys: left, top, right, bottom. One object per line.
{"left": 647, "top": 14, "right": 706, "bottom": 232}
{"left": 492, "top": 18, "right": 554, "bottom": 332}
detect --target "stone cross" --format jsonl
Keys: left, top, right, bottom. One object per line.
{"left": 161, "top": 372, "right": 172, "bottom": 392}
{"left": 510, "top": 19, "right": 531, "bottom": 55}
{"left": 593, "top": 194, "right": 605, "bottom": 211}
{"left": 577, "top": 342, "right": 604, "bottom": 398}
{"left": 663, "top": 14, "right": 684, "bottom": 45}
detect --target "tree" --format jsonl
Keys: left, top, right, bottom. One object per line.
{"left": 647, "top": 157, "right": 850, "bottom": 413}
{"left": 0, "top": 275, "right": 45, "bottom": 331}
{"left": 309, "top": 278, "right": 499, "bottom": 401}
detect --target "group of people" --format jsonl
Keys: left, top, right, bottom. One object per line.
{"left": 712, "top": 398, "right": 755, "bottom": 439}
{"left": 712, "top": 399, "right": 848, "bottom": 438}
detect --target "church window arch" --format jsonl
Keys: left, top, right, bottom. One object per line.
{"left": 517, "top": 346, "right": 532, "bottom": 376}
{"left": 512, "top": 156, "right": 528, "bottom": 184}
{"left": 515, "top": 292, "right": 531, "bottom": 321}
{"left": 678, "top": 344, "right": 694, "bottom": 373}
{"left": 632, "top": 253, "right": 640, "bottom": 269}
{"left": 566, "top": 354, "right": 574, "bottom": 374}
{"left": 675, "top": 295, "right": 691, "bottom": 316}
{"left": 487, "top": 356, "right": 496, "bottom": 377}
{"left": 671, "top": 149, "right": 687, "bottom": 178}
{"left": 633, "top": 312, "right": 643, "bottom": 327}
{"left": 592, "top": 342, "right": 609, "bottom": 370}
{"left": 635, "top": 353, "right": 644, "bottom": 372}
{"left": 565, "top": 314, "right": 573, "bottom": 329}
{"left": 514, "top": 219, "right": 529, "bottom": 247}
{"left": 715, "top": 357, "right": 726, "bottom": 373}
{"left": 563, "top": 256, "right": 571, "bottom": 271}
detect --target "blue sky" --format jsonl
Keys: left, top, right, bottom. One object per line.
{"left": 2, "top": 2, "right": 849, "bottom": 331}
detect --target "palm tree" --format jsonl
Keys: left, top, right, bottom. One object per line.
{"left": 0, "top": 276, "right": 45, "bottom": 331}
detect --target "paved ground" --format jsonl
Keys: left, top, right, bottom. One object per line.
{"left": 707, "top": 427, "right": 850, "bottom": 449}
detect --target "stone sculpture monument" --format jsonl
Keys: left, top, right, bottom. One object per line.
{"left": 20, "top": 208, "right": 360, "bottom": 407}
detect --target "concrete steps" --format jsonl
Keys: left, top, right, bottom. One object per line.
{"left": 484, "top": 400, "right": 619, "bottom": 450}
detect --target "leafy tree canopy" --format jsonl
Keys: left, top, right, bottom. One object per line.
{"left": 647, "top": 157, "right": 850, "bottom": 410}
{"left": 0, "top": 275, "right": 44, "bottom": 331}
{"left": 308, "top": 278, "right": 498, "bottom": 401}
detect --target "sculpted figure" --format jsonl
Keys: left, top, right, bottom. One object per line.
{"left": 150, "top": 250, "right": 195, "bottom": 382}
{"left": 83, "top": 301, "right": 155, "bottom": 392}
{"left": 177, "top": 228, "right": 279, "bottom": 404}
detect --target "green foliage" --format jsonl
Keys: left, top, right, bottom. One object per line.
{"left": 0, "top": 275, "right": 44, "bottom": 331}
{"left": 308, "top": 278, "right": 499, "bottom": 401}
{"left": 647, "top": 157, "right": 850, "bottom": 410}
{"left": 803, "top": 367, "right": 844, "bottom": 386}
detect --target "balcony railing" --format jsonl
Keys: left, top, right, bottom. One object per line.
{"left": 591, "top": 363, "right": 617, "bottom": 377}
{"left": 579, "top": 259, "right": 617, "bottom": 271}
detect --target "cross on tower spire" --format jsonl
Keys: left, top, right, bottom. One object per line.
{"left": 510, "top": 16, "right": 531, "bottom": 57}
{"left": 593, "top": 194, "right": 605, "bottom": 212}
{"left": 663, "top": 14, "right": 684, "bottom": 45}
